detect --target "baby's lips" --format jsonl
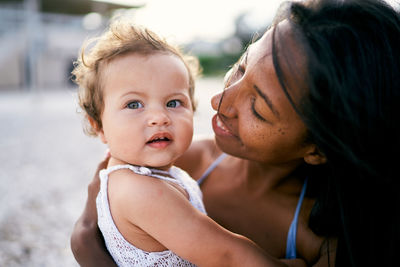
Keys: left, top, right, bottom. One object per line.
{"left": 147, "top": 132, "right": 173, "bottom": 143}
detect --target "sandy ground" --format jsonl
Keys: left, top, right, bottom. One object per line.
{"left": 0, "top": 77, "right": 223, "bottom": 266}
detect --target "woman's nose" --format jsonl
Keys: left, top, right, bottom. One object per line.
{"left": 211, "top": 87, "right": 238, "bottom": 118}
{"left": 211, "top": 92, "right": 222, "bottom": 111}
{"left": 147, "top": 109, "right": 171, "bottom": 126}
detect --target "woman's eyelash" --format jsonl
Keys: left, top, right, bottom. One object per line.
{"left": 251, "top": 98, "right": 266, "bottom": 122}
{"left": 237, "top": 64, "right": 245, "bottom": 73}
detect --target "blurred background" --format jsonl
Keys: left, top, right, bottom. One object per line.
{"left": 0, "top": 0, "right": 282, "bottom": 90}
{"left": 0, "top": 0, "right": 398, "bottom": 266}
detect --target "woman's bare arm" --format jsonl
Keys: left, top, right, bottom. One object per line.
{"left": 70, "top": 156, "right": 117, "bottom": 267}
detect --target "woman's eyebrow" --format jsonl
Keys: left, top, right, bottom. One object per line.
{"left": 253, "top": 85, "right": 280, "bottom": 118}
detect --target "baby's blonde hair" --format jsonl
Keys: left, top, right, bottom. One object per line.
{"left": 73, "top": 17, "right": 200, "bottom": 136}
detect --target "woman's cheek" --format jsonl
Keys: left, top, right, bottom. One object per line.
{"left": 243, "top": 122, "right": 271, "bottom": 146}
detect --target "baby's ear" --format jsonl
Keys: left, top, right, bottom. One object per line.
{"left": 304, "top": 145, "right": 327, "bottom": 165}
{"left": 88, "top": 116, "right": 107, "bottom": 144}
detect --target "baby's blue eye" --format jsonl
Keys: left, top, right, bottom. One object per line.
{"left": 127, "top": 101, "right": 143, "bottom": 109}
{"left": 166, "top": 100, "right": 182, "bottom": 108}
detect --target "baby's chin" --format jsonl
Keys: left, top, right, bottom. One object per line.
{"left": 127, "top": 159, "right": 174, "bottom": 171}
{"left": 142, "top": 162, "right": 174, "bottom": 171}
{"left": 111, "top": 153, "right": 178, "bottom": 171}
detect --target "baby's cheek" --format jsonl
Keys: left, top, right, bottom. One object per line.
{"left": 178, "top": 120, "right": 193, "bottom": 148}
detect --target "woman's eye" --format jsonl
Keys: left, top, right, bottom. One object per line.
{"left": 166, "top": 100, "right": 182, "bottom": 108}
{"left": 251, "top": 98, "right": 267, "bottom": 122}
{"left": 126, "top": 101, "right": 143, "bottom": 109}
{"left": 232, "top": 64, "right": 245, "bottom": 80}
{"left": 237, "top": 64, "right": 245, "bottom": 74}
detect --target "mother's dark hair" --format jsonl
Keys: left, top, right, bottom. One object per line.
{"left": 272, "top": 0, "right": 400, "bottom": 266}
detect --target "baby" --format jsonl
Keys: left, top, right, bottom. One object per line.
{"left": 73, "top": 17, "right": 273, "bottom": 267}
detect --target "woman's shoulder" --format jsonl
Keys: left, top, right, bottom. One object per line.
{"left": 187, "top": 136, "right": 221, "bottom": 157}
{"left": 175, "top": 136, "right": 223, "bottom": 180}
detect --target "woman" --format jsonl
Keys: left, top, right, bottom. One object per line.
{"left": 71, "top": 0, "right": 400, "bottom": 266}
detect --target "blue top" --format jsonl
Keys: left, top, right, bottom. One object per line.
{"left": 197, "top": 153, "right": 308, "bottom": 259}
{"left": 285, "top": 177, "right": 308, "bottom": 259}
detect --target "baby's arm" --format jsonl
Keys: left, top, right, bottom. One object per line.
{"left": 109, "top": 170, "right": 286, "bottom": 267}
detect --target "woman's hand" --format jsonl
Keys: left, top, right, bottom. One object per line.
{"left": 70, "top": 153, "right": 117, "bottom": 267}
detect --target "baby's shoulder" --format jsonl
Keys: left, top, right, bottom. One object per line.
{"left": 107, "top": 167, "right": 167, "bottom": 204}
{"left": 106, "top": 167, "right": 185, "bottom": 230}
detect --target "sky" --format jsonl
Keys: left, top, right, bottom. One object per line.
{"left": 95, "top": 0, "right": 288, "bottom": 44}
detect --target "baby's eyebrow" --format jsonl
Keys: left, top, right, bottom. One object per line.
{"left": 253, "top": 85, "right": 280, "bottom": 118}
{"left": 121, "top": 91, "right": 146, "bottom": 98}
{"left": 168, "top": 91, "right": 191, "bottom": 97}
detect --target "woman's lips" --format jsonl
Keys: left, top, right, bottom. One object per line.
{"left": 212, "top": 114, "right": 235, "bottom": 137}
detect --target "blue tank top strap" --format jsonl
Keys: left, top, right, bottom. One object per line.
{"left": 197, "top": 153, "right": 307, "bottom": 259}
{"left": 197, "top": 153, "right": 227, "bottom": 186}
{"left": 285, "top": 177, "right": 308, "bottom": 259}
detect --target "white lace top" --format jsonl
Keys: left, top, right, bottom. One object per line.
{"left": 96, "top": 164, "right": 206, "bottom": 267}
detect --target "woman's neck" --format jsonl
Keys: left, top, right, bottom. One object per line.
{"left": 242, "top": 158, "right": 306, "bottom": 196}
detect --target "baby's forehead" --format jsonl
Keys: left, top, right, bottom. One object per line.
{"left": 101, "top": 54, "right": 190, "bottom": 87}
{"left": 102, "top": 51, "right": 187, "bottom": 74}
{"left": 100, "top": 51, "right": 194, "bottom": 100}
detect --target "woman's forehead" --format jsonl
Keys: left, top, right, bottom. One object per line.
{"left": 248, "top": 20, "right": 295, "bottom": 61}
{"left": 247, "top": 28, "right": 273, "bottom": 63}
{"left": 248, "top": 20, "right": 307, "bottom": 101}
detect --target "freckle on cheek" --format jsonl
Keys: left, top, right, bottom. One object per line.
{"left": 278, "top": 128, "right": 285, "bottom": 135}
{"left": 258, "top": 131, "right": 270, "bottom": 141}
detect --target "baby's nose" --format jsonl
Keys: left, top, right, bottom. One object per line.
{"left": 148, "top": 110, "right": 171, "bottom": 126}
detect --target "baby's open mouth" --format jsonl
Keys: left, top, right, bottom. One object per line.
{"left": 146, "top": 137, "right": 171, "bottom": 144}
{"left": 146, "top": 132, "right": 173, "bottom": 146}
